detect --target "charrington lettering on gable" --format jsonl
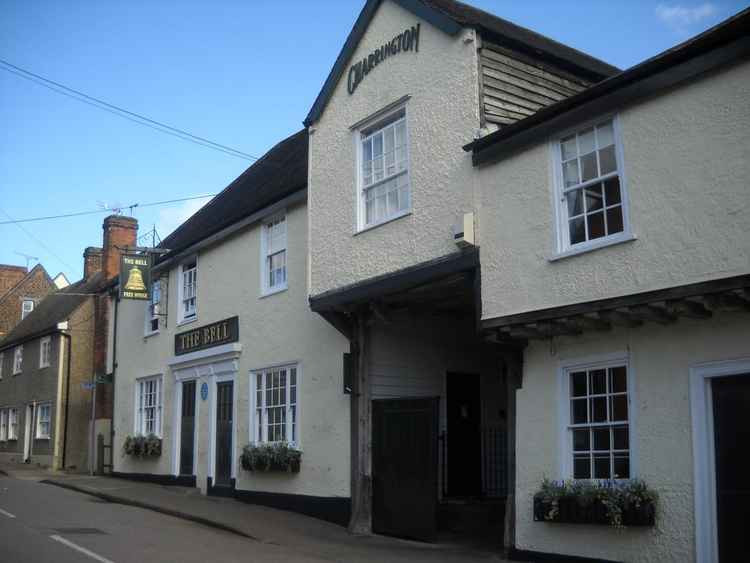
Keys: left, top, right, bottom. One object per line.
{"left": 347, "top": 23, "right": 420, "bottom": 95}
{"left": 174, "top": 316, "right": 239, "bottom": 356}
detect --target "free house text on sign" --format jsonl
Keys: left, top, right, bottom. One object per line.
{"left": 120, "top": 254, "right": 151, "bottom": 300}
{"left": 347, "top": 23, "right": 420, "bottom": 95}
{"left": 175, "top": 316, "right": 239, "bottom": 356}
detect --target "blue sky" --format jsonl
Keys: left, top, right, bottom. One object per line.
{"left": 1, "top": 0, "right": 746, "bottom": 281}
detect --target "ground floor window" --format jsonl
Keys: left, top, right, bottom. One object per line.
{"left": 136, "top": 376, "right": 163, "bottom": 437}
{"left": 251, "top": 364, "right": 298, "bottom": 444}
{"left": 36, "top": 403, "right": 51, "bottom": 439}
{"left": 563, "top": 360, "right": 631, "bottom": 479}
{"left": 8, "top": 408, "right": 18, "bottom": 440}
{"left": 0, "top": 408, "right": 8, "bottom": 440}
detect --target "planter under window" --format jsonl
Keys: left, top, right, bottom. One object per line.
{"left": 534, "top": 496, "right": 655, "bottom": 526}
{"left": 123, "top": 434, "right": 162, "bottom": 458}
{"left": 240, "top": 443, "right": 301, "bottom": 473}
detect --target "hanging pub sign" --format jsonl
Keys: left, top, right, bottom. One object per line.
{"left": 120, "top": 254, "right": 151, "bottom": 300}
{"left": 175, "top": 316, "right": 239, "bottom": 356}
{"left": 347, "top": 23, "right": 420, "bottom": 95}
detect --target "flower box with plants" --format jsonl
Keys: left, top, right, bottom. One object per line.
{"left": 240, "top": 442, "right": 302, "bottom": 473}
{"left": 122, "top": 434, "right": 162, "bottom": 458}
{"left": 533, "top": 479, "right": 657, "bottom": 527}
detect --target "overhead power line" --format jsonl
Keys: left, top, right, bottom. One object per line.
{"left": 0, "top": 58, "right": 260, "bottom": 162}
{"left": 0, "top": 206, "right": 74, "bottom": 271}
{"left": 0, "top": 194, "right": 216, "bottom": 226}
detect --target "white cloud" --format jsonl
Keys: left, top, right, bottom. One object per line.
{"left": 656, "top": 3, "right": 717, "bottom": 32}
{"left": 156, "top": 196, "right": 212, "bottom": 240}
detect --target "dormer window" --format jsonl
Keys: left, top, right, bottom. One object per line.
{"left": 21, "top": 299, "right": 34, "bottom": 319}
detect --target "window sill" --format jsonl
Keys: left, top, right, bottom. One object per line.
{"left": 355, "top": 209, "right": 411, "bottom": 236}
{"left": 548, "top": 233, "right": 636, "bottom": 262}
{"left": 260, "top": 285, "right": 288, "bottom": 299}
{"left": 176, "top": 316, "right": 198, "bottom": 328}
{"left": 144, "top": 329, "right": 160, "bottom": 339}
{"left": 35, "top": 437, "right": 50, "bottom": 441}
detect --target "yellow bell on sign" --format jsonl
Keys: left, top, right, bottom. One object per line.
{"left": 124, "top": 266, "right": 147, "bottom": 292}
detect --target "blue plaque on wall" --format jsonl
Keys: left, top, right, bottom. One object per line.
{"left": 200, "top": 382, "right": 208, "bottom": 401}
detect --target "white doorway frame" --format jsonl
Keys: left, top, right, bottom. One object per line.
{"left": 690, "top": 357, "right": 750, "bottom": 563}
{"left": 171, "top": 377, "right": 199, "bottom": 477}
{"left": 209, "top": 373, "right": 237, "bottom": 483}
{"left": 23, "top": 403, "right": 34, "bottom": 461}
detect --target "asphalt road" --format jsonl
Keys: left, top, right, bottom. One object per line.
{"left": 0, "top": 475, "right": 324, "bottom": 563}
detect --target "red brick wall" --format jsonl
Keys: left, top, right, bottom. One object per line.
{"left": 0, "top": 265, "right": 27, "bottom": 295}
{"left": 83, "top": 247, "right": 103, "bottom": 279}
{"left": 0, "top": 265, "right": 55, "bottom": 339}
{"left": 102, "top": 216, "right": 137, "bottom": 282}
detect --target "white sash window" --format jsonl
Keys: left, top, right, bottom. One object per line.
{"left": 251, "top": 364, "right": 298, "bottom": 445}
{"left": 136, "top": 376, "right": 163, "bottom": 437}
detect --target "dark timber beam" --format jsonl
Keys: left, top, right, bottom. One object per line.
{"left": 667, "top": 299, "right": 712, "bottom": 320}
{"left": 626, "top": 305, "right": 677, "bottom": 325}
{"left": 704, "top": 292, "right": 750, "bottom": 312}
{"left": 596, "top": 310, "right": 644, "bottom": 328}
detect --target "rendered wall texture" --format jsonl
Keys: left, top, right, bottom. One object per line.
{"left": 515, "top": 311, "right": 749, "bottom": 562}
{"left": 113, "top": 203, "right": 350, "bottom": 497}
{"left": 477, "top": 59, "right": 750, "bottom": 321}
{"left": 308, "top": 0, "right": 480, "bottom": 297}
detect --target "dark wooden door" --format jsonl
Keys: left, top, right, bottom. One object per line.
{"left": 712, "top": 374, "right": 750, "bottom": 562}
{"left": 372, "top": 397, "right": 439, "bottom": 542}
{"left": 215, "top": 381, "right": 233, "bottom": 486}
{"left": 179, "top": 380, "right": 196, "bottom": 476}
{"left": 447, "top": 373, "right": 481, "bottom": 497}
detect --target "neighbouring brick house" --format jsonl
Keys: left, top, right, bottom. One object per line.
{"left": 0, "top": 263, "right": 57, "bottom": 341}
{"left": 0, "top": 215, "right": 138, "bottom": 471}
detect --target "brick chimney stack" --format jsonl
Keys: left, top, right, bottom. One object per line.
{"left": 102, "top": 215, "right": 138, "bottom": 281}
{"left": 83, "top": 247, "right": 103, "bottom": 279}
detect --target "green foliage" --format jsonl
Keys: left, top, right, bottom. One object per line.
{"left": 123, "top": 434, "right": 162, "bottom": 458}
{"left": 240, "top": 442, "right": 302, "bottom": 473}
{"left": 534, "top": 478, "right": 658, "bottom": 528}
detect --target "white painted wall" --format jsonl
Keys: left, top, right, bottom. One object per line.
{"left": 515, "top": 311, "right": 749, "bottom": 562}
{"left": 113, "top": 201, "right": 350, "bottom": 498}
{"left": 308, "top": 0, "right": 480, "bottom": 297}
{"left": 477, "top": 59, "right": 750, "bottom": 320}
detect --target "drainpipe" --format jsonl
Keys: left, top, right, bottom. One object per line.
{"left": 109, "top": 292, "right": 119, "bottom": 471}
{"left": 61, "top": 331, "right": 72, "bottom": 469}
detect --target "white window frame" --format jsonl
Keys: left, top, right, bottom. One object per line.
{"left": 39, "top": 336, "right": 51, "bottom": 368}
{"left": 0, "top": 408, "right": 8, "bottom": 441}
{"left": 550, "top": 115, "right": 633, "bottom": 260}
{"left": 13, "top": 346, "right": 23, "bottom": 375}
{"left": 177, "top": 259, "right": 197, "bottom": 325}
{"left": 260, "top": 212, "right": 288, "bottom": 297}
{"left": 557, "top": 352, "right": 637, "bottom": 481}
{"left": 145, "top": 278, "right": 162, "bottom": 335}
{"left": 8, "top": 407, "right": 18, "bottom": 440}
{"left": 36, "top": 403, "right": 51, "bottom": 439}
{"left": 21, "top": 299, "right": 34, "bottom": 319}
{"left": 355, "top": 104, "right": 411, "bottom": 232}
{"left": 249, "top": 363, "right": 300, "bottom": 446}
{"left": 135, "top": 375, "right": 163, "bottom": 437}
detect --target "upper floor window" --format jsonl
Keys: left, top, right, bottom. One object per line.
{"left": 136, "top": 375, "right": 162, "bottom": 437}
{"left": 554, "top": 118, "right": 629, "bottom": 253}
{"left": 13, "top": 346, "right": 23, "bottom": 375}
{"left": 251, "top": 364, "right": 298, "bottom": 444}
{"left": 21, "top": 299, "right": 34, "bottom": 319}
{"left": 36, "top": 403, "right": 51, "bottom": 439}
{"left": 179, "top": 260, "right": 197, "bottom": 322}
{"left": 562, "top": 359, "right": 631, "bottom": 480}
{"left": 39, "top": 336, "right": 51, "bottom": 368}
{"left": 358, "top": 107, "right": 410, "bottom": 230}
{"left": 261, "top": 214, "right": 287, "bottom": 296}
{"left": 146, "top": 279, "right": 162, "bottom": 334}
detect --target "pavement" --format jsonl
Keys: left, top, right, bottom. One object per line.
{"left": 0, "top": 463, "right": 507, "bottom": 562}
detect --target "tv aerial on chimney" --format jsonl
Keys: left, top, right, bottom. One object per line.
{"left": 14, "top": 251, "right": 38, "bottom": 269}
{"left": 97, "top": 200, "right": 124, "bottom": 215}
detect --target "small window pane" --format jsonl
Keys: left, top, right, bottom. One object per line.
{"left": 573, "top": 454, "right": 591, "bottom": 478}
{"left": 566, "top": 190, "right": 583, "bottom": 217}
{"left": 604, "top": 177, "right": 621, "bottom": 205}
{"left": 614, "top": 455, "right": 630, "bottom": 479}
{"left": 580, "top": 152, "right": 598, "bottom": 182}
{"left": 563, "top": 160, "right": 580, "bottom": 187}
{"left": 561, "top": 136, "right": 577, "bottom": 160}
{"left": 569, "top": 217, "right": 585, "bottom": 245}
{"left": 599, "top": 145, "right": 617, "bottom": 175}
{"left": 578, "top": 128, "right": 595, "bottom": 155}
{"left": 606, "top": 207, "right": 624, "bottom": 234}
{"left": 573, "top": 428, "right": 590, "bottom": 451}
{"left": 571, "top": 372, "right": 587, "bottom": 397}
{"left": 572, "top": 399, "right": 588, "bottom": 424}
{"left": 613, "top": 426, "right": 629, "bottom": 450}
{"left": 588, "top": 211, "right": 605, "bottom": 240}
{"left": 593, "top": 427, "right": 610, "bottom": 451}
{"left": 610, "top": 367, "right": 627, "bottom": 393}
{"left": 590, "top": 369, "right": 607, "bottom": 394}
{"left": 611, "top": 396, "right": 628, "bottom": 421}
{"left": 585, "top": 185, "right": 603, "bottom": 212}
{"left": 594, "top": 455, "right": 611, "bottom": 478}
{"left": 597, "top": 121, "right": 614, "bottom": 147}
{"left": 591, "top": 397, "right": 607, "bottom": 423}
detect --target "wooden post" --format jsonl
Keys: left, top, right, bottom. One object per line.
{"left": 97, "top": 434, "right": 104, "bottom": 475}
{"left": 349, "top": 310, "right": 373, "bottom": 534}
{"left": 503, "top": 350, "right": 522, "bottom": 554}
